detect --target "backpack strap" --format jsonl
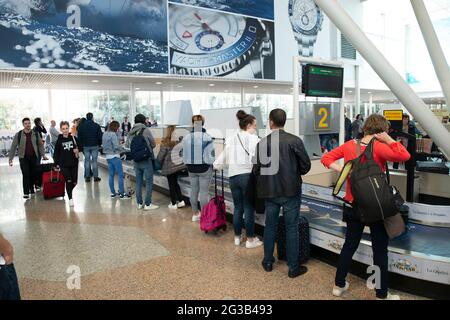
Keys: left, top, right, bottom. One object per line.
{"left": 356, "top": 140, "right": 361, "bottom": 157}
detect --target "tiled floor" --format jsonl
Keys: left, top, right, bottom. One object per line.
{"left": 0, "top": 159, "right": 424, "bottom": 300}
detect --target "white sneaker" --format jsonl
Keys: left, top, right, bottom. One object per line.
{"left": 69, "top": 199, "right": 74, "bottom": 207}
{"left": 192, "top": 213, "right": 201, "bottom": 222}
{"left": 332, "top": 281, "right": 350, "bottom": 297}
{"left": 245, "top": 238, "right": 263, "bottom": 249}
{"left": 377, "top": 293, "right": 400, "bottom": 300}
{"left": 177, "top": 200, "right": 186, "bottom": 208}
{"left": 168, "top": 203, "right": 178, "bottom": 210}
{"left": 144, "top": 204, "right": 159, "bottom": 211}
{"left": 234, "top": 236, "right": 241, "bottom": 246}
{"left": 137, "top": 204, "right": 145, "bottom": 210}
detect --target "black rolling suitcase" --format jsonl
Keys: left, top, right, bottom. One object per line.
{"left": 276, "top": 214, "right": 310, "bottom": 265}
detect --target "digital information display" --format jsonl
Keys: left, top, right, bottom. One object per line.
{"left": 302, "top": 64, "right": 344, "bottom": 98}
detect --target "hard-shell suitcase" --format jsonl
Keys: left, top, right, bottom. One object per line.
{"left": 276, "top": 214, "right": 310, "bottom": 265}
{"left": 42, "top": 169, "right": 65, "bottom": 199}
{"left": 200, "top": 170, "right": 227, "bottom": 234}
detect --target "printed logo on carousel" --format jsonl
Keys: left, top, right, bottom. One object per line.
{"left": 426, "top": 267, "right": 449, "bottom": 277}
{"left": 328, "top": 240, "right": 343, "bottom": 251}
{"left": 390, "top": 259, "right": 419, "bottom": 273}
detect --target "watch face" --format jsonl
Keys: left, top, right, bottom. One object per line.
{"left": 170, "top": 8, "right": 248, "bottom": 54}
{"left": 170, "top": 5, "right": 262, "bottom": 75}
{"left": 289, "top": 0, "right": 322, "bottom": 35}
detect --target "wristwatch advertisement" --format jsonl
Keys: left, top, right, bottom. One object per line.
{"left": 288, "top": 0, "right": 324, "bottom": 57}
{"left": 169, "top": 3, "right": 275, "bottom": 79}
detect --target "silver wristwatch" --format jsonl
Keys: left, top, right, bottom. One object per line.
{"left": 288, "top": 0, "right": 324, "bottom": 57}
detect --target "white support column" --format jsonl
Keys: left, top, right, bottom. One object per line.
{"left": 411, "top": 0, "right": 450, "bottom": 111}
{"left": 293, "top": 56, "right": 300, "bottom": 137}
{"left": 369, "top": 93, "right": 373, "bottom": 115}
{"left": 240, "top": 85, "right": 245, "bottom": 108}
{"left": 339, "top": 88, "right": 346, "bottom": 146}
{"left": 315, "top": 0, "right": 450, "bottom": 159}
{"left": 355, "top": 65, "right": 361, "bottom": 116}
{"left": 47, "top": 88, "right": 53, "bottom": 121}
{"left": 129, "top": 83, "right": 136, "bottom": 122}
{"left": 160, "top": 90, "right": 164, "bottom": 125}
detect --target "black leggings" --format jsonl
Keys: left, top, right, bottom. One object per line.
{"left": 167, "top": 172, "right": 183, "bottom": 205}
{"left": 61, "top": 166, "right": 78, "bottom": 200}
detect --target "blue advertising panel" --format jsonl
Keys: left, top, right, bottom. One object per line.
{"left": 169, "top": 0, "right": 274, "bottom": 21}
{"left": 0, "top": 0, "right": 168, "bottom": 73}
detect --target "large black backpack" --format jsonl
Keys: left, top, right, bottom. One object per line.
{"left": 129, "top": 128, "right": 152, "bottom": 163}
{"left": 333, "top": 139, "right": 398, "bottom": 224}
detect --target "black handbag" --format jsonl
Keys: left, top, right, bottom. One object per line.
{"left": 245, "top": 168, "right": 265, "bottom": 214}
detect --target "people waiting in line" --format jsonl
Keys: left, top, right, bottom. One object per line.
{"left": 393, "top": 113, "right": 418, "bottom": 170}
{"left": 102, "top": 121, "right": 131, "bottom": 200}
{"left": 253, "top": 109, "right": 311, "bottom": 278}
{"left": 351, "top": 114, "right": 364, "bottom": 139}
{"left": 121, "top": 116, "right": 132, "bottom": 141}
{"left": 0, "top": 233, "right": 20, "bottom": 300}
{"left": 157, "top": 125, "right": 186, "bottom": 210}
{"left": 49, "top": 120, "right": 60, "bottom": 158}
{"left": 70, "top": 118, "right": 80, "bottom": 137}
{"left": 8, "top": 118, "right": 47, "bottom": 199}
{"left": 214, "top": 110, "right": 262, "bottom": 249}
{"left": 53, "top": 121, "right": 81, "bottom": 207}
{"left": 126, "top": 114, "right": 159, "bottom": 211}
{"left": 321, "top": 114, "right": 411, "bottom": 300}
{"left": 182, "top": 115, "right": 215, "bottom": 222}
{"left": 77, "top": 113, "right": 103, "bottom": 183}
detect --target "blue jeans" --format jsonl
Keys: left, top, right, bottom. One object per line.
{"left": 0, "top": 264, "right": 21, "bottom": 300}
{"left": 107, "top": 157, "right": 124, "bottom": 195}
{"left": 335, "top": 218, "right": 389, "bottom": 299}
{"left": 263, "top": 195, "right": 301, "bottom": 272}
{"left": 83, "top": 146, "right": 99, "bottom": 179}
{"left": 229, "top": 173, "right": 255, "bottom": 237}
{"left": 134, "top": 159, "right": 154, "bottom": 206}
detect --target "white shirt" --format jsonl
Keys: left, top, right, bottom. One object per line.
{"left": 214, "top": 131, "right": 260, "bottom": 178}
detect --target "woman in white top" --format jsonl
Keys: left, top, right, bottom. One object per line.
{"left": 214, "top": 110, "right": 262, "bottom": 249}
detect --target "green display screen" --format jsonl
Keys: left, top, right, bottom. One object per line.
{"left": 302, "top": 64, "right": 344, "bottom": 98}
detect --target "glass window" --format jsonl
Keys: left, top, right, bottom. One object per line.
{"left": 136, "top": 91, "right": 161, "bottom": 123}
{"left": 244, "top": 93, "right": 293, "bottom": 127}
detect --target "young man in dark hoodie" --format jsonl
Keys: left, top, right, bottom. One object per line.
{"left": 54, "top": 121, "right": 81, "bottom": 207}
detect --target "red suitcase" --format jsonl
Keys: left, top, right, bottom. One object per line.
{"left": 42, "top": 169, "right": 65, "bottom": 199}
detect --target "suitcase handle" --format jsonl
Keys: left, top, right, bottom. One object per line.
{"left": 50, "top": 169, "right": 60, "bottom": 182}
{"left": 214, "top": 169, "right": 224, "bottom": 198}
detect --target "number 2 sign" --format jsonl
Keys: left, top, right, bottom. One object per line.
{"left": 313, "top": 104, "right": 332, "bottom": 131}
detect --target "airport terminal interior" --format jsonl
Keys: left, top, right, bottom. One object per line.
{"left": 0, "top": 0, "right": 450, "bottom": 301}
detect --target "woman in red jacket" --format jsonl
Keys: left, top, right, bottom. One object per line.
{"left": 321, "top": 114, "right": 410, "bottom": 300}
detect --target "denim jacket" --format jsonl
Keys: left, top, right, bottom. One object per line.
{"left": 102, "top": 132, "right": 123, "bottom": 156}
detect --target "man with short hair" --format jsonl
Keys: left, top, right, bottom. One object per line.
{"left": 0, "top": 233, "right": 20, "bottom": 300}
{"left": 77, "top": 112, "right": 103, "bottom": 182}
{"left": 254, "top": 109, "right": 311, "bottom": 278}
{"left": 126, "top": 114, "right": 159, "bottom": 211}
{"left": 9, "top": 118, "right": 47, "bottom": 198}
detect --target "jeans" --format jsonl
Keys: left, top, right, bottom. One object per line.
{"left": 107, "top": 157, "right": 125, "bottom": 195}
{"left": 335, "top": 218, "right": 389, "bottom": 299}
{"left": 19, "top": 156, "right": 37, "bottom": 195}
{"left": 83, "top": 146, "right": 99, "bottom": 179}
{"left": 167, "top": 172, "right": 183, "bottom": 205}
{"left": 188, "top": 167, "right": 213, "bottom": 213}
{"left": 229, "top": 173, "right": 255, "bottom": 237}
{"left": 0, "top": 264, "right": 21, "bottom": 300}
{"left": 61, "top": 165, "right": 78, "bottom": 200}
{"left": 134, "top": 158, "right": 154, "bottom": 206}
{"left": 263, "top": 195, "right": 301, "bottom": 272}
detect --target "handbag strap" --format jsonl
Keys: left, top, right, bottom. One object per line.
{"left": 237, "top": 132, "right": 250, "bottom": 156}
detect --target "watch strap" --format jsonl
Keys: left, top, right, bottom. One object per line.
{"left": 295, "top": 34, "right": 317, "bottom": 57}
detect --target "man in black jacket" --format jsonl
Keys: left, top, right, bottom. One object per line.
{"left": 77, "top": 113, "right": 103, "bottom": 182}
{"left": 254, "top": 109, "right": 311, "bottom": 278}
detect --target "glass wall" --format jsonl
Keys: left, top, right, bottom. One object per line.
{"left": 245, "top": 93, "right": 293, "bottom": 126}
{"left": 136, "top": 91, "right": 161, "bottom": 123}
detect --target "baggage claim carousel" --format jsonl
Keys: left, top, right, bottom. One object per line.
{"left": 99, "top": 156, "right": 450, "bottom": 299}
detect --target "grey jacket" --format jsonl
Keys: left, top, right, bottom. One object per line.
{"left": 157, "top": 143, "right": 186, "bottom": 176}
{"left": 102, "top": 131, "right": 124, "bottom": 156}
{"left": 9, "top": 130, "right": 45, "bottom": 161}
{"left": 125, "top": 124, "right": 156, "bottom": 158}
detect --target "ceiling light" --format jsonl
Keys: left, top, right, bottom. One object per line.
{"left": 135, "top": 88, "right": 140, "bottom": 90}
{"left": 348, "top": 90, "right": 353, "bottom": 93}
{"left": 253, "top": 85, "right": 259, "bottom": 89}
{"left": 367, "top": 91, "right": 372, "bottom": 94}
{"left": 155, "top": 82, "right": 162, "bottom": 85}
{"left": 209, "top": 83, "right": 215, "bottom": 87}
{"left": 12, "top": 85, "right": 20, "bottom": 88}
{"left": 43, "top": 82, "right": 52, "bottom": 85}
{"left": 13, "top": 77, "right": 23, "bottom": 82}
{"left": 91, "top": 79, "right": 99, "bottom": 83}
{"left": 177, "top": 85, "right": 183, "bottom": 88}
{"left": 224, "top": 90, "right": 229, "bottom": 93}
